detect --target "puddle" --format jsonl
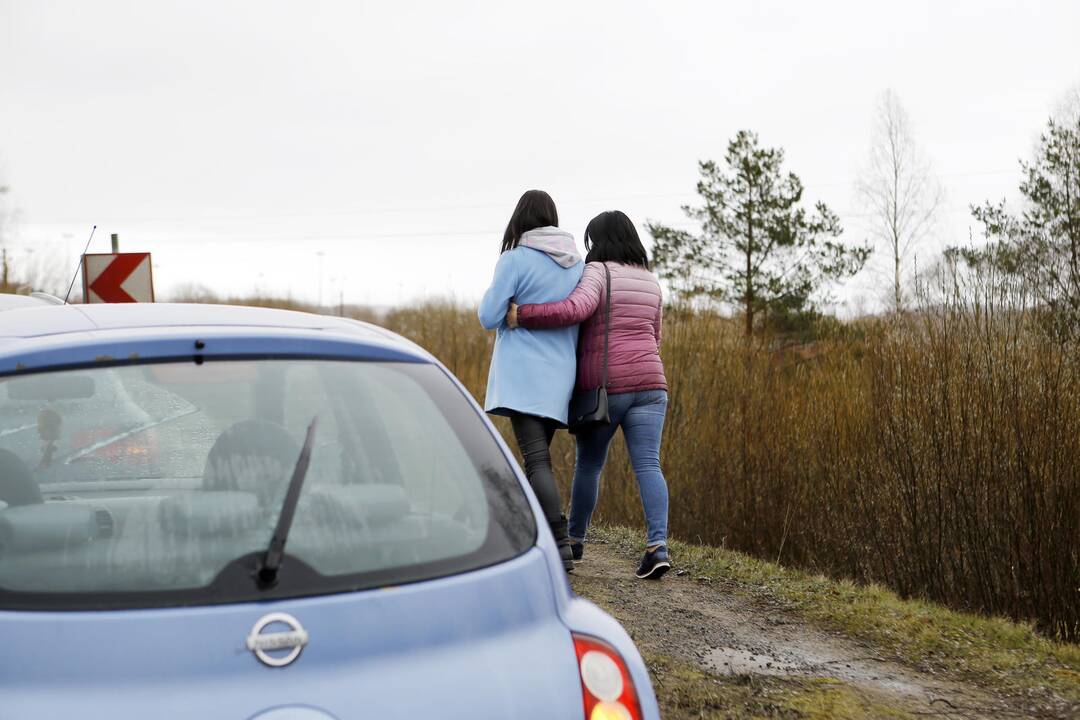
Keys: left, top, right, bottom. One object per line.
{"left": 706, "top": 645, "right": 928, "bottom": 699}
{"left": 707, "top": 647, "right": 802, "bottom": 676}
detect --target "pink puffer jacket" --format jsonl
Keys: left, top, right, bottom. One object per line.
{"left": 517, "top": 261, "right": 667, "bottom": 394}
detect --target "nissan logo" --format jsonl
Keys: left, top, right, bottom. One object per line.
{"left": 245, "top": 612, "right": 309, "bottom": 668}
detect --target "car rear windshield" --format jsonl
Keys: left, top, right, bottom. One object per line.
{"left": 0, "top": 359, "right": 535, "bottom": 610}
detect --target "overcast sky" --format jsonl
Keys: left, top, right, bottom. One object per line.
{"left": 2, "top": 0, "right": 1078, "bottom": 309}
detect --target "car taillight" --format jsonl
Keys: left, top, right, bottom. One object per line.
{"left": 573, "top": 634, "right": 642, "bottom": 720}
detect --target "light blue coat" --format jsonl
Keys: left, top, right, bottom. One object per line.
{"left": 478, "top": 228, "right": 584, "bottom": 425}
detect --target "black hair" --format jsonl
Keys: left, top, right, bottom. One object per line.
{"left": 501, "top": 190, "right": 559, "bottom": 253}
{"left": 583, "top": 210, "right": 649, "bottom": 268}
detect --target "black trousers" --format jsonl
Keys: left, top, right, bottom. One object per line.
{"left": 509, "top": 413, "right": 569, "bottom": 542}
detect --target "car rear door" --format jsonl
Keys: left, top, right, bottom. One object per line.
{"left": 0, "top": 357, "right": 586, "bottom": 718}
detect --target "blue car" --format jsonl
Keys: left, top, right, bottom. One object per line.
{"left": 0, "top": 298, "right": 660, "bottom": 720}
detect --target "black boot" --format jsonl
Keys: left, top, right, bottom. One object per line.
{"left": 550, "top": 517, "right": 575, "bottom": 573}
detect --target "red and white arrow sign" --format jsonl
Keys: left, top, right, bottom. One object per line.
{"left": 82, "top": 253, "right": 155, "bottom": 303}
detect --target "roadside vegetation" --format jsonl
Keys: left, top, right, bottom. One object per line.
{"left": 443, "top": 110, "right": 1080, "bottom": 645}
{"left": 380, "top": 290, "right": 1080, "bottom": 645}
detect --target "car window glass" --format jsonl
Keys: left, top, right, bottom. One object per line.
{"left": 0, "top": 360, "right": 534, "bottom": 609}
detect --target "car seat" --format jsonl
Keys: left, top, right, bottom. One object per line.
{"left": 0, "top": 449, "right": 42, "bottom": 507}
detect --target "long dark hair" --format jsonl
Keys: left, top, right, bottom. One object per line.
{"left": 501, "top": 190, "right": 559, "bottom": 253}
{"left": 584, "top": 210, "right": 649, "bottom": 268}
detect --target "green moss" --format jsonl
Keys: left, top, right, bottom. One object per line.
{"left": 645, "top": 654, "right": 915, "bottom": 719}
{"left": 593, "top": 525, "right": 1080, "bottom": 704}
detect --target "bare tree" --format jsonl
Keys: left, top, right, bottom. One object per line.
{"left": 0, "top": 167, "right": 10, "bottom": 248}
{"left": 1054, "top": 82, "right": 1080, "bottom": 125}
{"left": 0, "top": 167, "right": 12, "bottom": 291}
{"left": 856, "top": 90, "right": 942, "bottom": 312}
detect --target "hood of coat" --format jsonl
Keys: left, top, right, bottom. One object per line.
{"left": 518, "top": 227, "right": 582, "bottom": 268}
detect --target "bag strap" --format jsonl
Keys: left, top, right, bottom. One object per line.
{"left": 601, "top": 263, "right": 612, "bottom": 389}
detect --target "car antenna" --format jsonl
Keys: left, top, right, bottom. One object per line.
{"left": 63, "top": 225, "right": 97, "bottom": 304}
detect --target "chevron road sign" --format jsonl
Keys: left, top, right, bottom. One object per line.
{"left": 81, "top": 253, "right": 155, "bottom": 303}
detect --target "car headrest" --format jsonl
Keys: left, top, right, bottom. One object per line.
{"left": 203, "top": 420, "right": 299, "bottom": 496}
{"left": 0, "top": 449, "right": 42, "bottom": 507}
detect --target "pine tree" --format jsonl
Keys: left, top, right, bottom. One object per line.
{"left": 648, "top": 131, "right": 869, "bottom": 335}
{"left": 956, "top": 116, "right": 1080, "bottom": 333}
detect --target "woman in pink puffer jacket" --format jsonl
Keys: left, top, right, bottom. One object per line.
{"left": 509, "top": 211, "right": 671, "bottom": 580}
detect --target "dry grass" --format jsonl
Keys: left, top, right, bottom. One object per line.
{"left": 167, "top": 287, "right": 1080, "bottom": 642}
{"left": 378, "top": 295, "right": 1079, "bottom": 643}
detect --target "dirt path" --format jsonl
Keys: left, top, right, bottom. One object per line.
{"left": 570, "top": 539, "right": 1038, "bottom": 719}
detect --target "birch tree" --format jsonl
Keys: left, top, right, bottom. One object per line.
{"left": 856, "top": 90, "right": 942, "bottom": 313}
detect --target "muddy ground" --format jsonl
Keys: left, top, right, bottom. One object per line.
{"left": 570, "top": 538, "right": 1073, "bottom": 719}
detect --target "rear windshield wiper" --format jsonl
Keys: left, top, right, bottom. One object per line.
{"left": 256, "top": 416, "right": 318, "bottom": 589}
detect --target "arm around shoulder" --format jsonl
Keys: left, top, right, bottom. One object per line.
{"left": 517, "top": 262, "right": 604, "bottom": 329}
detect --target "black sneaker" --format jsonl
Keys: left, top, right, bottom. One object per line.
{"left": 635, "top": 545, "right": 671, "bottom": 580}
{"left": 570, "top": 541, "right": 584, "bottom": 562}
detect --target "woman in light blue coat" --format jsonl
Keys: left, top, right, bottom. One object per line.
{"left": 478, "top": 189, "right": 583, "bottom": 571}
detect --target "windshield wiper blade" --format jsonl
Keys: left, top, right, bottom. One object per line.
{"left": 256, "top": 416, "right": 318, "bottom": 589}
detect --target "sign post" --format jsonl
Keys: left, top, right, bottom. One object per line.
{"left": 81, "top": 252, "right": 155, "bottom": 303}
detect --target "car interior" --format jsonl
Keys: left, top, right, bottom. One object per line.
{"left": 0, "top": 359, "right": 502, "bottom": 600}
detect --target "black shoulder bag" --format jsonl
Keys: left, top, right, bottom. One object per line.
{"left": 567, "top": 263, "right": 612, "bottom": 434}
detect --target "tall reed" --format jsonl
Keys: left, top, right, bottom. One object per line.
{"left": 382, "top": 291, "right": 1079, "bottom": 641}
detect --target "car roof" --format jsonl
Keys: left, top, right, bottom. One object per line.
{"left": 0, "top": 300, "right": 433, "bottom": 374}
{"left": 0, "top": 293, "right": 54, "bottom": 311}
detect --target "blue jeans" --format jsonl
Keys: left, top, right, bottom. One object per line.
{"left": 568, "top": 389, "right": 669, "bottom": 547}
